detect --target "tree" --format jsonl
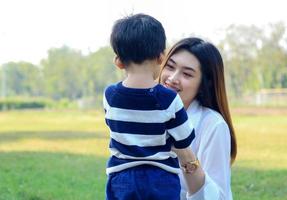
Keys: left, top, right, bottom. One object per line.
{"left": 256, "top": 22, "right": 287, "bottom": 88}
{"left": 85, "top": 47, "right": 123, "bottom": 102}
{"left": 41, "top": 46, "right": 86, "bottom": 100}
{"left": 219, "top": 25, "right": 265, "bottom": 97}
{"left": 0, "top": 62, "right": 43, "bottom": 96}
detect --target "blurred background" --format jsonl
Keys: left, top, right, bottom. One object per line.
{"left": 0, "top": 0, "right": 286, "bottom": 200}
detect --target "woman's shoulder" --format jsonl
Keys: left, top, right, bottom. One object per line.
{"left": 199, "top": 106, "right": 230, "bottom": 133}
{"left": 198, "top": 106, "right": 231, "bottom": 143}
{"left": 187, "top": 100, "right": 229, "bottom": 133}
{"left": 202, "top": 106, "right": 225, "bottom": 124}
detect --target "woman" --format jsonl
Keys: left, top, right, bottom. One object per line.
{"left": 160, "top": 37, "right": 237, "bottom": 200}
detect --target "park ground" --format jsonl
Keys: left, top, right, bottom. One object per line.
{"left": 0, "top": 107, "right": 286, "bottom": 200}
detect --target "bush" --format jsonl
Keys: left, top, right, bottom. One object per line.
{"left": 0, "top": 97, "right": 51, "bottom": 110}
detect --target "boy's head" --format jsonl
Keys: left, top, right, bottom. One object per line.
{"left": 110, "top": 13, "right": 166, "bottom": 66}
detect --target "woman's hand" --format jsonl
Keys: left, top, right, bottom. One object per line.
{"left": 172, "top": 146, "right": 205, "bottom": 195}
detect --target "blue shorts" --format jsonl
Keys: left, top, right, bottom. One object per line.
{"left": 106, "top": 165, "right": 180, "bottom": 200}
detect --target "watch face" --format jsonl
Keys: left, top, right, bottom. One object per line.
{"left": 186, "top": 163, "right": 196, "bottom": 172}
{"left": 183, "top": 160, "right": 199, "bottom": 173}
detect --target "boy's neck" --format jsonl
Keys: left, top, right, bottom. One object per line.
{"left": 122, "top": 61, "right": 159, "bottom": 89}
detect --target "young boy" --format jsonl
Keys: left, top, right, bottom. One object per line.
{"left": 103, "top": 13, "right": 196, "bottom": 200}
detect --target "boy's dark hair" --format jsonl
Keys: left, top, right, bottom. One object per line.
{"left": 110, "top": 13, "right": 166, "bottom": 65}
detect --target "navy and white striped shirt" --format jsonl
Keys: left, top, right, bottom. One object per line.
{"left": 103, "top": 82, "right": 195, "bottom": 174}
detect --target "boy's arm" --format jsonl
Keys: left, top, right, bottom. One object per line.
{"left": 173, "top": 147, "right": 205, "bottom": 195}
{"left": 167, "top": 94, "right": 204, "bottom": 195}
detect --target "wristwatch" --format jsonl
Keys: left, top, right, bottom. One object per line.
{"left": 182, "top": 159, "right": 200, "bottom": 174}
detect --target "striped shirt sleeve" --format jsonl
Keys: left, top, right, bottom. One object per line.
{"left": 102, "top": 89, "right": 109, "bottom": 113}
{"left": 166, "top": 94, "right": 195, "bottom": 148}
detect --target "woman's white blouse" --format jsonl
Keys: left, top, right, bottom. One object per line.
{"left": 180, "top": 100, "right": 233, "bottom": 200}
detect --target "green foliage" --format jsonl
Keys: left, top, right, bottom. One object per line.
{"left": 84, "top": 47, "right": 122, "bottom": 97}
{"left": 0, "top": 97, "right": 78, "bottom": 111}
{"left": 0, "top": 97, "right": 49, "bottom": 110}
{"left": 257, "top": 22, "right": 287, "bottom": 89}
{"left": 41, "top": 46, "right": 86, "bottom": 100}
{"left": 0, "top": 22, "right": 286, "bottom": 106}
{"left": 219, "top": 22, "right": 287, "bottom": 98}
{"left": 1, "top": 62, "right": 43, "bottom": 96}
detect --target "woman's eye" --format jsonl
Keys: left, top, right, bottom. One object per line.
{"left": 183, "top": 73, "right": 193, "bottom": 77}
{"left": 165, "top": 64, "right": 174, "bottom": 70}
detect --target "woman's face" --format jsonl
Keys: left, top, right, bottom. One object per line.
{"left": 161, "top": 49, "right": 202, "bottom": 108}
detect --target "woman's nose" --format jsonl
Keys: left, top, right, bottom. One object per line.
{"left": 168, "top": 72, "right": 179, "bottom": 84}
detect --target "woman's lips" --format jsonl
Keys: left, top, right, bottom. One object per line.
{"left": 164, "top": 82, "right": 180, "bottom": 92}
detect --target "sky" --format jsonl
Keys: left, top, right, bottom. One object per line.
{"left": 0, "top": 0, "right": 286, "bottom": 65}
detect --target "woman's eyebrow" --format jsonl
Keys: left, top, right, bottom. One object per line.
{"left": 168, "top": 58, "right": 176, "bottom": 64}
{"left": 183, "top": 66, "right": 196, "bottom": 72}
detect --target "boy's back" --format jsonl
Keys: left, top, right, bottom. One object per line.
{"left": 103, "top": 82, "right": 195, "bottom": 174}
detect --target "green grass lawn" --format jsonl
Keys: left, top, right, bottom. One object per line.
{"left": 0, "top": 109, "right": 286, "bottom": 200}
{"left": 231, "top": 114, "right": 287, "bottom": 200}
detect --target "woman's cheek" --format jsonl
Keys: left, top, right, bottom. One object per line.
{"left": 161, "top": 71, "right": 169, "bottom": 83}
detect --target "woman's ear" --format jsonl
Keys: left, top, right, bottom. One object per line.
{"left": 157, "top": 53, "right": 165, "bottom": 65}
{"left": 113, "top": 56, "right": 125, "bottom": 69}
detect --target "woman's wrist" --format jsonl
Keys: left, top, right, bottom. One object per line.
{"left": 182, "top": 162, "right": 205, "bottom": 195}
{"left": 173, "top": 147, "right": 197, "bottom": 164}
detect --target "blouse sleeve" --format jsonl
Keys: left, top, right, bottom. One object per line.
{"left": 186, "top": 122, "right": 232, "bottom": 200}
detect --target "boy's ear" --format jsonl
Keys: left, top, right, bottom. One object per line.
{"left": 157, "top": 53, "right": 165, "bottom": 65}
{"left": 113, "top": 56, "right": 125, "bottom": 69}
